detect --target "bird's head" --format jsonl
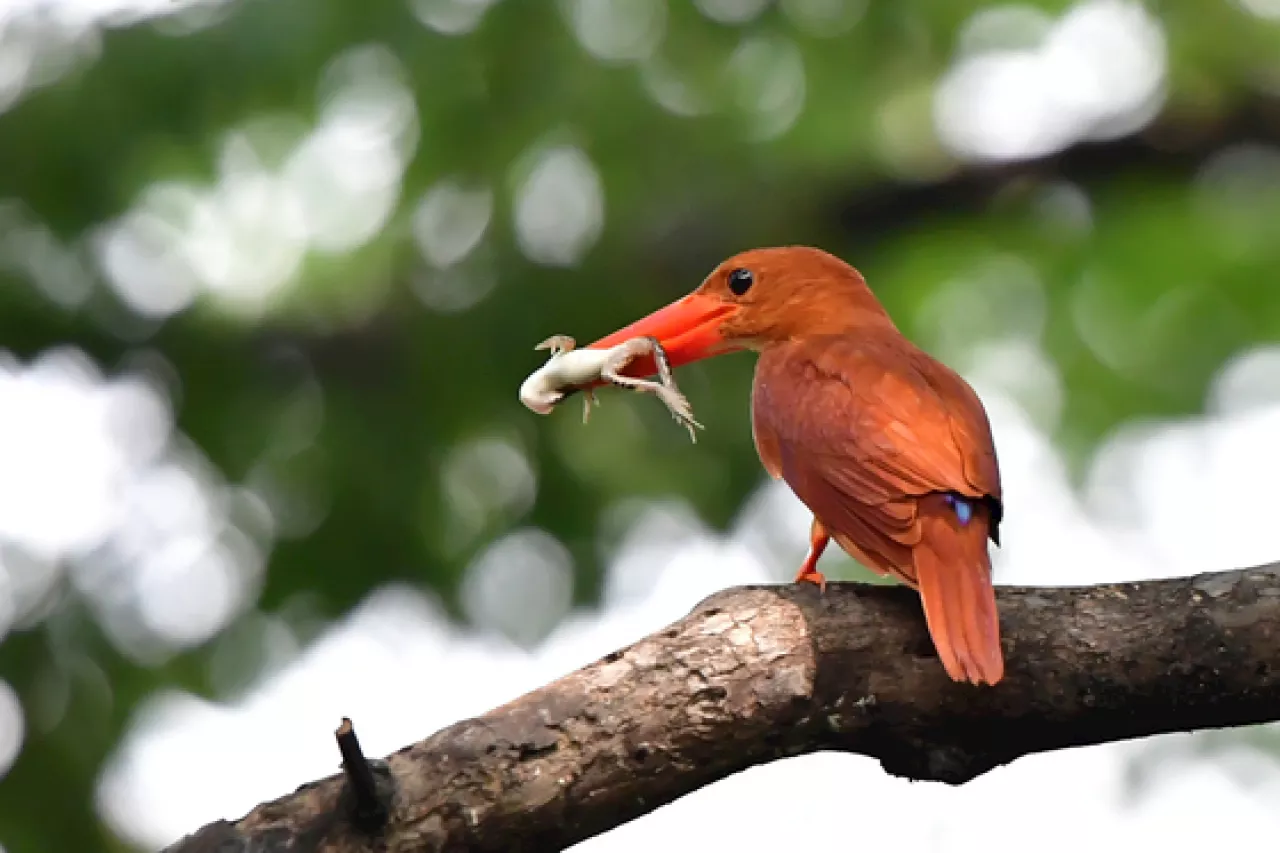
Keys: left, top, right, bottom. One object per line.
{"left": 587, "top": 246, "right": 895, "bottom": 370}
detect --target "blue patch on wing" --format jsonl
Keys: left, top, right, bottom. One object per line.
{"left": 944, "top": 493, "right": 974, "bottom": 525}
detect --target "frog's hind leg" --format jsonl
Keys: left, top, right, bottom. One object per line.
{"left": 599, "top": 337, "right": 703, "bottom": 442}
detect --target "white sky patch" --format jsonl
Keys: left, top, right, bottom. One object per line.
{"left": 93, "top": 43, "right": 417, "bottom": 322}
{"left": 934, "top": 0, "right": 1167, "bottom": 162}
{"left": 95, "top": 341, "right": 1280, "bottom": 852}
{"left": 0, "top": 347, "right": 269, "bottom": 662}
{"left": 0, "top": 0, "right": 232, "bottom": 115}
{"left": 0, "top": 680, "right": 23, "bottom": 779}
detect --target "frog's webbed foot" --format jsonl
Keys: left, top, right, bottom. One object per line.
{"left": 651, "top": 385, "right": 702, "bottom": 443}
{"left": 600, "top": 337, "right": 703, "bottom": 443}
{"left": 535, "top": 335, "right": 577, "bottom": 356}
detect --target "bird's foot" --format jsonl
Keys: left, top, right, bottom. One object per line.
{"left": 581, "top": 389, "right": 598, "bottom": 424}
{"left": 793, "top": 519, "right": 830, "bottom": 593}
{"left": 793, "top": 567, "right": 827, "bottom": 594}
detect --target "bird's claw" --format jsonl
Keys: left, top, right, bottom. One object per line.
{"left": 794, "top": 569, "right": 828, "bottom": 595}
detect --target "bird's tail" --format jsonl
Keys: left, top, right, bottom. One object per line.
{"left": 912, "top": 493, "right": 1004, "bottom": 686}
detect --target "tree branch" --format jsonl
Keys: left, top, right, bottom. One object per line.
{"left": 164, "top": 564, "right": 1280, "bottom": 853}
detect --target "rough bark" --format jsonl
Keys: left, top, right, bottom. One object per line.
{"left": 164, "top": 564, "right": 1280, "bottom": 853}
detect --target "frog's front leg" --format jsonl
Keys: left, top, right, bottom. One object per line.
{"left": 535, "top": 335, "right": 577, "bottom": 356}
{"left": 581, "top": 388, "right": 599, "bottom": 424}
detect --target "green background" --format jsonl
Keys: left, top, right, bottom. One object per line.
{"left": 2, "top": 0, "right": 1280, "bottom": 850}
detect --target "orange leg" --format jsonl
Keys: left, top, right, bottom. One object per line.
{"left": 793, "top": 517, "right": 830, "bottom": 593}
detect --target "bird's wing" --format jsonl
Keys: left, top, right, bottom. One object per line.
{"left": 751, "top": 334, "right": 1001, "bottom": 571}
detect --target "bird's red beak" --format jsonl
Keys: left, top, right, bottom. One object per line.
{"left": 587, "top": 293, "right": 739, "bottom": 379}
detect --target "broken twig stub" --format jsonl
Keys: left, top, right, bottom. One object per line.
{"left": 335, "top": 717, "right": 390, "bottom": 833}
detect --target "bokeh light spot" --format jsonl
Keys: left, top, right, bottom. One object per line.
{"left": 1207, "top": 346, "right": 1280, "bottom": 417}
{"left": 95, "top": 43, "right": 416, "bottom": 323}
{"left": 916, "top": 254, "right": 1048, "bottom": 367}
{"left": 935, "top": 0, "right": 1166, "bottom": 162}
{"left": 641, "top": 57, "right": 713, "bottom": 117}
{"left": 0, "top": 200, "right": 94, "bottom": 309}
{"left": 1234, "top": 0, "right": 1280, "bottom": 21}
{"left": 439, "top": 436, "right": 538, "bottom": 554}
{"left": 512, "top": 143, "right": 605, "bottom": 267}
{"left": 287, "top": 44, "right": 419, "bottom": 254}
{"left": 780, "top": 0, "right": 866, "bottom": 37}
{"left": 0, "top": 680, "right": 24, "bottom": 779}
{"left": 1192, "top": 144, "right": 1280, "bottom": 259}
{"left": 460, "top": 528, "right": 574, "bottom": 647}
{"left": 412, "top": 179, "right": 494, "bottom": 269}
{"left": 411, "top": 0, "right": 500, "bottom": 35}
{"left": 696, "top": 0, "right": 769, "bottom": 26}
{"left": 411, "top": 260, "right": 500, "bottom": 314}
{"left": 562, "top": 0, "right": 667, "bottom": 64}
{"left": 725, "top": 34, "right": 806, "bottom": 140}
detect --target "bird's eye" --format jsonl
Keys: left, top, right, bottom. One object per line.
{"left": 727, "top": 267, "right": 754, "bottom": 296}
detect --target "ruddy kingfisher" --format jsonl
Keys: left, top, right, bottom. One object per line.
{"left": 585, "top": 246, "right": 1005, "bottom": 686}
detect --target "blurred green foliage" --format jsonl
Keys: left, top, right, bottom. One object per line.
{"left": 2, "top": 1, "right": 1280, "bottom": 851}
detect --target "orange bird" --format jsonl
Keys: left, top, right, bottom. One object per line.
{"left": 586, "top": 246, "right": 1005, "bottom": 685}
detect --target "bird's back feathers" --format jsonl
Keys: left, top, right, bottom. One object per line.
{"left": 751, "top": 331, "right": 1005, "bottom": 685}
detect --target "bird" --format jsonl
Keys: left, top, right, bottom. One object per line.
{"left": 583, "top": 246, "right": 1005, "bottom": 686}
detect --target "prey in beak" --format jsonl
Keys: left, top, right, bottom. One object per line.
{"left": 518, "top": 333, "right": 702, "bottom": 442}
{"left": 586, "top": 293, "right": 740, "bottom": 374}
